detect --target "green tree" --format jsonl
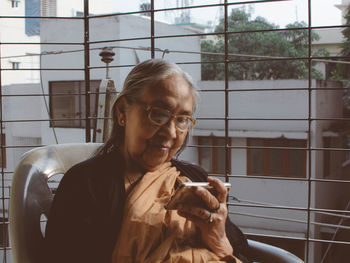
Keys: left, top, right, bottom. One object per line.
{"left": 140, "top": 2, "right": 151, "bottom": 17}
{"left": 201, "top": 9, "right": 327, "bottom": 80}
{"left": 339, "top": 5, "right": 350, "bottom": 117}
{"left": 339, "top": 5, "right": 350, "bottom": 79}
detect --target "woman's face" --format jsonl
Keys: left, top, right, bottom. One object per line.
{"left": 120, "top": 75, "right": 194, "bottom": 172}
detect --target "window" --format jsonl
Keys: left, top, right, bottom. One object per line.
{"left": 49, "top": 80, "right": 100, "bottom": 128}
{"left": 11, "top": 0, "right": 19, "bottom": 8}
{"left": 75, "top": 11, "right": 84, "bottom": 17}
{"left": 247, "top": 138, "right": 306, "bottom": 178}
{"left": 11, "top": 62, "right": 20, "bottom": 70}
{"left": 323, "top": 137, "right": 331, "bottom": 178}
{"left": 0, "top": 134, "right": 5, "bottom": 168}
{"left": 25, "top": 0, "right": 40, "bottom": 36}
{"left": 326, "top": 62, "right": 338, "bottom": 80}
{"left": 0, "top": 218, "right": 9, "bottom": 247}
{"left": 197, "top": 136, "right": 230, "bottom": 174}
{"left": 41, "top": 0, "right": 57, "bottom": 17}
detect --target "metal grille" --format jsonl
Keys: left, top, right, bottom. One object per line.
{"left": 1, "top": 0, "right": 350, "bottom": 262}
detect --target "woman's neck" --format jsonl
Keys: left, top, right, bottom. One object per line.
{"left": 119, "top": 147, "right": 144, "bottom": 192}
{"left": 124, "top": 168, "right": 144, "bottom": 194}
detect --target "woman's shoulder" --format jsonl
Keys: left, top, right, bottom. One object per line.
{"left": 61, "top": 149, "right": 122, "bottom": 185}
{"left": 171, "top": 159, "right": 208, "bottom": 182}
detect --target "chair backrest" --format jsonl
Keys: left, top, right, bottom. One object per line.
{"left": 9, "top": 143, "right": 102, "bottom": 263}
{"left": 9, "top": 143, "right": 304, "bottom": 263}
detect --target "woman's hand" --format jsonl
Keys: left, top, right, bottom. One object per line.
{"left": 177, "top": 177, "right": 233, "bottom": 258}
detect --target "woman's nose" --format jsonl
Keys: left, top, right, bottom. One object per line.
{"left": 160, "top": 118, "right": 177, "bottom": 139}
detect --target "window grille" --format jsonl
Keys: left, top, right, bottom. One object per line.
{"left": 1, "top": 0, "right": 349, "bottom": 262}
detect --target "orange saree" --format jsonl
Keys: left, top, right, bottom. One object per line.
{"left": 112, "top": 163, "right": 241, "bottom": 263}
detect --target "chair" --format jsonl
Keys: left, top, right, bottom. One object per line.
{"left": 9, "top": 143, "right": 304, "bottom": 263}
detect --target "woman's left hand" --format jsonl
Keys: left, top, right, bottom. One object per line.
{"left": 177, "top": 177, "right": 233, "bottom": 258}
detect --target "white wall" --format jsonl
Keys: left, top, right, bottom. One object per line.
{"left": 195, "top": 80, "right": 309, "bottom": 138}
{"left": 0, "top": 0, "right": 40, "bottom": 85}
{"left": 3, "top": 83, "right": 42, "bottom": 173}
{"left": 40, "top": 14, "right": 200, "bottom": 145}
{"left": 56, "top": 0, "right": 114, "bottom": 16}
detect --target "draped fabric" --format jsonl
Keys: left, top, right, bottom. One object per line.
{"left": 112, "top": 163, "right": 241, "bottom": 263}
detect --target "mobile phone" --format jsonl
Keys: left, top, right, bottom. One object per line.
{"left": 165, "top": 182, "right": 231, "bottom": 210}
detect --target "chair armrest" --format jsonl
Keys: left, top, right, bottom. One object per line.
{"left": 247, "top": 239, "right": 304, "bottom": 263}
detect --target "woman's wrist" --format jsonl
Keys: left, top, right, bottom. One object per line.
{"left": 212, "top": 236, "right": 234, "bottom": 259}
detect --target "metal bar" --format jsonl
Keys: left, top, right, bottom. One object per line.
{"left": 245, "top": 233, "right": 350, "bottom": 247}
{"left": 7, "top": 88, "right": 350, "bottom": 97}
{"left": 229, "top": 210, "right": 350, "bottom": 231}
{"left": 3, "top": 142, "right": 350, "bottom": 154}
{"left": 1, "top": 91, "right": 118, "bottom": 97}
{"left": 151, "top": 0, "right": 155, "bottom": 59}
{"left": 224, "top": 0, "right": 229, "bottom": 183}
{"left": 0, "top": 42, "right": 83, "bottom": 45}
{"left": 247, "top": 232, "right": 307, "bottom": 242}
{"left": 3, "top": 145, "right": 46, "bottom": 149}
{"left": 84, "top": 0, "right": 91, "bottom": 142}
{"left": 308, "top": 238, "right": 350, "bottom": 246}
{"left": 193, "top": 145, "right": 350, "bottom": 153}
{"left": 226, "top": 174, "right": 350, "bottom": 184}
{"left": 89, "top": 36, "right": 153, "bottom": 45}
{"left": 0, "top": 35, "right": 8, "bottom": 263}
{"left": 196, "top": 117, "right": 350, "bottom": 121}
{"left": 0, "top": 16, "right": 83, "bottom": 20}
{"left": 320, "top": 200, "right": 350, "bottom": 262}
{"left": 227, "top": 202, "right": 350, "bottom": 217}
{"left": 305, "top": 2, "right": 312, "bottom": 260}
{"left": 1, "top": 68, "right": 85, "bottom": 71}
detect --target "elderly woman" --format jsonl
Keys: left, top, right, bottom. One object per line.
{"left": 45, "top": 59, "right": 249, "bottom": 263}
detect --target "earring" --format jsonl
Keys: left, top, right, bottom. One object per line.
{"left": 120, "top": 119, "right": 125, "bottom": 126}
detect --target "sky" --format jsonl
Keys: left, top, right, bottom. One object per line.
{"left": 113, "top": 0, "right": 344, "bottom": 29}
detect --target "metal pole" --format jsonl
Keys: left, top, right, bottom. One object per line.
{"left": 224, "top": 0, "right": 229, "bottom": 182}
{"left": 84, "top": 0, "right": 91, "bottom": 142}
{"left": 0, "top": 38, "right": 7, "bottom": 263}
{"left": 151, "top": 0, "right": 155, "bottom": 59}
{"left": 305, "top": 0, "right": 312, "bottom": 261}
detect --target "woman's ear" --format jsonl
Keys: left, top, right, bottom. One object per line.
{"left": 116, "top": 97, "right": 127, "bottom": 126}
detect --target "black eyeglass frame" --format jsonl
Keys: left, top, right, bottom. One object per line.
{"left": 138, "top": 103, "right": 196, "bottom": 131}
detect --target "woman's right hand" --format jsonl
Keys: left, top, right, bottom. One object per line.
{"left": 177, "top": 177, "right": 234, "bottom": 259}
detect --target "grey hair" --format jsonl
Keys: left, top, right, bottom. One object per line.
{"left": 98, "top": 59, "right": 198, "bottom": 155}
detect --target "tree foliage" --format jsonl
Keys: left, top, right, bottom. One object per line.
{"left": 339, "top": 5, "right": 350, "bottom": 79}
{"left": 201, "top": 9, "right": 327, "bottom": 80}
{"left": 339, "top": 5, "right": 350, "bottom": 117}
{"left": 140, "top": 2, "right": 151, "bottom": 17}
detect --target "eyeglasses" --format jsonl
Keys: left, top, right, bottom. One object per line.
{"left": 142, "top": 104, "right": 196, "bottom": 131}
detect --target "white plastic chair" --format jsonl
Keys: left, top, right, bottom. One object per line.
{"left": 9, "top": 143, "right": 304, "bottom": 263}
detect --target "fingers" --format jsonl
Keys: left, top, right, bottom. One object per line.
{"left": 187, "top": 177, "right": 228, "bottom": 211}
{"left": 177, "top": 205, "right": 215, "bottom": 226}
{"left": 193, "top": 185, "right": 220, "bottom": 212}
{"left": 207, "top": 177, "right": 228, "bottom": 203}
